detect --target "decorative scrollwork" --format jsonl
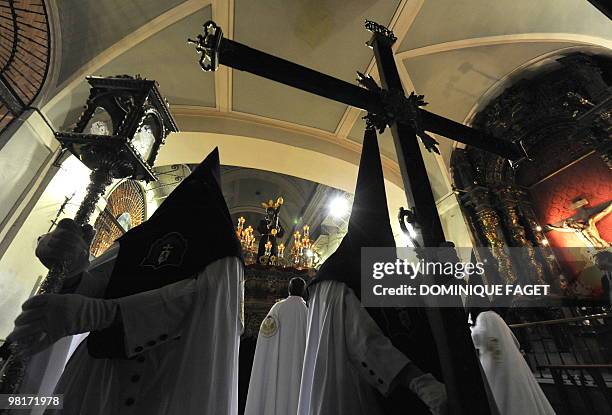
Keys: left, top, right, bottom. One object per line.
{"left": 470, "top": 53, "right": 608, "bottom": 178}
{"left": 574, "top": 94, "right": 612, "bottom": 168}
{"left": 357, "top": 72, "right": 440, "bottom": 153}
{"left": 356, "top": 71, "right": 381, "bottom": 93}
{"left": 365, "top": 20, "right": 397, "bottom": 44}
{"left": 566, "top": 91, "right": 595, "bottom": 109}
{"left": 188, "top": 20, "right": 223, "bottom": 72}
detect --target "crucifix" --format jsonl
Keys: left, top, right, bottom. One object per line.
{"left": 546, "top": 199, "right": 612, "bottom": 249}
{"left": 189, "top": 20, "right": 522, "bottom": 413}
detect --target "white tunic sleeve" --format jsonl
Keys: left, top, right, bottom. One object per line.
{"left": 343, "top": 287, "right": 410, "bottom": 396}
{"left": 116, "top": 277, "right": 200, "bottom": 358}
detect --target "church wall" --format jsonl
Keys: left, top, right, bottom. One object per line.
{"left": 438, "top": 195, "right": 475, "bottom": 256}
{"left": 0, "top": 113, "right": 57, "bottom": 244}
{"left": 0, "top": 138, "right": 50, "bottom": 241}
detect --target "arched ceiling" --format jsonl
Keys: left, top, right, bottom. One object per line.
{"left": 41, "top": 0, "right": 612, "bottom": 204}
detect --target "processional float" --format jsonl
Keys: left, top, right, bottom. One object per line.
{"left": 189, "top": 20, "right": 527, "bottom": 414}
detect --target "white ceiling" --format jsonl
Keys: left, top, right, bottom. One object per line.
{"left": 56, "top": 0, "right": 186, "bottom": 84}
{"left": 100, "top": 7, "right": 216, "bottom": 107}
{"left": 399, "top": 0, "right": 612, "bottom": 51}
{"left": 402, "top": 41, "right": 584, "bottom": 162}
{"left": 231, "top": 0, "right": 400, "bottom": 131}
{"left": 42, "top": 0, "right": 612, "bottom": 201}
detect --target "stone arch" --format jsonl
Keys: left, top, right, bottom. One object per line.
{"left": 155, "top": 130, "right": 409, "bottom": 239}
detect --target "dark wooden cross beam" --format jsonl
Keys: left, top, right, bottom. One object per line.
{"left": 189, "top": 21, "right": 524, "bottom": 161}
{"left": 586, "top": 0, "right": 612, "bottom": 20}
{"left": 190, "top": 20, "right": 495, "bottom": 414}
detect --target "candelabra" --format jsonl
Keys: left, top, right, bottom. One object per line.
{"left": 236, "top": 217, "right": 257, "bottom": 264}
{"left": 277, "top": 243, "right": 285, "bottom": 258}
{"left": 236, "top": 216, "right": 318, "bottom": 269}
{"left": 290, "top": 225, "right": 319, "bottom": 269}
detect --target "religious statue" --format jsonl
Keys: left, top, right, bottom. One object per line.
{"left": 546, "top": 199, "right": 612, "bottom": 249}
{"left": 257, "top": 197, "right": 285, "bottom": 264}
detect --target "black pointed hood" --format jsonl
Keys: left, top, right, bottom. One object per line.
{"left": 308, "top": 129, "right": 444, "bottom": 394}
{"left": 147, "top": 147, "right": 223, "bottom": 220}
{"left": 101, "top": 147, "right": 242, "bottom": 299}
{"left": 310, "top": 127, "right": 395, "bottom": 298}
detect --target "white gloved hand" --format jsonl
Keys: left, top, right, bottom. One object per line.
{"left": 36, "top": 218, "right": 95, "bottom": 277}
{"left": 7, "top": 293, "right": 118, "bottom": 357}
{"left": 409, "top": 373, "right": 448, "bottom": 415}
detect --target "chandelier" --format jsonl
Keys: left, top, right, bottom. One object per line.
{"left": 235, "top": 217, "right": 320, "bottom": 270}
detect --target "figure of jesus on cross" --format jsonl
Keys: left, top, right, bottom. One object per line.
{"left": 546, "top": 198, "right": 612, "bottom": 249}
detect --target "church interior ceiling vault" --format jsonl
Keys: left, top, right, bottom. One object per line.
{"left": 32, "top": 0, "right": 610, "bottom": 209}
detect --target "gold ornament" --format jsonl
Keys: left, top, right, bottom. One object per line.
{"left": 260, "top": 315, "right": 278, "bottom": 337}
{"left": 261, "top": 196, "right": 284, "bottom": 209}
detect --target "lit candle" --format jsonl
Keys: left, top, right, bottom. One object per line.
{"left": 264, "top": 240, "right": 272, "bottom": 256}
{"left": 293, "top": 231, "right": 301, "bottom": 243}
{"left": 242, "top": 226, "right": 253, "bottom": 248}
{"left": 278, "top": 243, "right": 285, "bottom": 258}
{"left": 236, "top": 216, "right": 245, "bottom": 238}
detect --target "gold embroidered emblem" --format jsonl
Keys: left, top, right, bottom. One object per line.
{"left": 158, "top": 244, "right": 173, "bottom": 265}
{"left": 141, "top": 232, "right": 187, "bottom": 269}
{"left": 259, "top": 315, "right": 278, "bottom": 337}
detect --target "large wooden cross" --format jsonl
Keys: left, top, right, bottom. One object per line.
{"left": 189, "top": 20, "right": 513, "bottom": 414}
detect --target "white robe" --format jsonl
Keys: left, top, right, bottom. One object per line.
{"left": 245, "top": 295, "right": 308, "bottom": 415}
{"left": 298, "top": 280, "right": 410, "bottom": 415}
{"left": 471, "top": 311, "right": 555, "bottom": 415}
{"left": 46, "top": 248, "right": 243, "bottom": 415}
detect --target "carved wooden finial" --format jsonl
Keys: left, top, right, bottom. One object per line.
{"left": 365, "top": 20, "right": 397, "bottom": 44}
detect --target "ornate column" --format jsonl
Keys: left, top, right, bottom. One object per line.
{"left": 463, "top": 186, "right": 518, "bottom": 284}
{"left": 496, "top": 185, "right": 546, "bottom": 284}
{"left": 452, "top": 149, "right": 517, "bottom": 284}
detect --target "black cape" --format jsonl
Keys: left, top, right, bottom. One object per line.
{"left": 88, "top": 148, "right": 242, "bottom": 357}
